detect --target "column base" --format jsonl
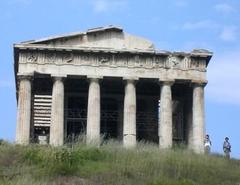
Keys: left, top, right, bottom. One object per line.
{"left": 123, "top": 134, "right": 136, "bottom": 148}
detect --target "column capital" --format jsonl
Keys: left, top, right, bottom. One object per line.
{"left": 87, "top": 75, "right": 103, "bottom": 79}
{"left": 17, "top": 73, "right": 33, "bottom": 81}
{"left": 192, "top": 80, "right": 208, "bottom": 87}
{"left": 159, "top": 79, "right": 174, "bottom": 86}
{"left": 51, "top": 74, "right": 67, "bottom": 82}
{"left": 123, "top": 77, "right": 138, "bottom": 84}
{"left": 87, "top": 76, "right": 103, "bottom": 83}
{"left": 123, "top": 76, "right": 138, "bottom": 81}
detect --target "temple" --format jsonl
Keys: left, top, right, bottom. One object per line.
{"left": 14, "top": 26, "right": 212, "bottom": 153}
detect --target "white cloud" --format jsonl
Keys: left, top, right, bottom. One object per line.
{"left": 182, "top": 20, "right": 238, "bottom": 42}
{"left": 215, "top": 3, "right": 235, "bottom": 14}
{"left": 174, "top": 0, "right": 188, "bottom": 7}
{"left": 206, "top": 50, "right": 240, "bottom": 106}
{"left": 182, "top": 20, "right": 218, "bottom": 30}
{"left": 219, "top": 26, "right": 237, "bottom": 42}
{"left": 92, "top": 0, "right": 108, "bottom": 12}
{"left": 91, "top": 0, "right": 127, "bottom": 13}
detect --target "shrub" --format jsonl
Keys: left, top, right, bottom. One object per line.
{"left": 1, "top": 141, "right": 240, "bottom": 185}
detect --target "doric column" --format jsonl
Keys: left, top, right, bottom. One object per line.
{"left": 192, "top": 82, "right": 206, "bottom": 153}
{"left": 159, "top": 80, "right": 174, "bottom": 149}
{"left": 50, "top": 77, "right": 64, "bottom": 146}
{"left": 16, "top": 75, "right": 32, "bottom": 145}
{"left": 123, "top": 78, "right": 137, "bottom": 147}
{"left": 86, "top": 77, "right": 101, "bottom": 145}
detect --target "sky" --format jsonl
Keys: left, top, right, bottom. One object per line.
{"left": 0, "top": 0, "right": 240, "bottom": 158}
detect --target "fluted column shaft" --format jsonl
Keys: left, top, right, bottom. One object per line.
{"left": 123, "top": 79, "right": 136, "bottom": 147}
{"left": 87, "top": 78, "right": 101, "bottom": 145}
{"left": 50, "top": 77, "right": 64, "bottom": 146}
{"left": 192, "top": 83, "right": 205, "bottom": 153}
{"left": 16, "top": 76, "right": 32, "bottom": 144}
{"left": 159, "top": 81, "right": 173, "bottom": 149}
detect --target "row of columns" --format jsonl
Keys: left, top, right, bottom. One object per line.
{"left": 16, "top": 75, "right": 206, "bottom": 153}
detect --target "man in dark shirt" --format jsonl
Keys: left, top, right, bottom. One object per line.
{"left": 223, "top": 137, "right": 231, "bottom": 159}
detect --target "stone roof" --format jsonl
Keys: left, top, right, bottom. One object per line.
{"left": 14, "top": 25, "right": 213, "bottom": 63}
{"left": 19, "top": 25, "right": 155, "bottom": 51}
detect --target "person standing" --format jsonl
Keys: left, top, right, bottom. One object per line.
{"left": 204, "top": 134, "right": 212, "bottom": 154}
{"left": 223, "top": 137, "right": 231, "bottom": 159}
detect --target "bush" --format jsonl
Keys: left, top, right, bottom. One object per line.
{"left": 0, "top": 141, "right": 240, "bottom": 185}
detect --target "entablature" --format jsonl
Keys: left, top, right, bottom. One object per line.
{"left": 17, "top": 47, "right": 209, "bottom": 72}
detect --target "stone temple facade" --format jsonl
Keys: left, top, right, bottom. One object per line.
{"left": 14, "top": 26, "right": 212, "bottom": 153}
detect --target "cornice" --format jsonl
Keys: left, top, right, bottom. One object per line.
{"left": 14, "top": 44, "right": 213, "bottom": 59}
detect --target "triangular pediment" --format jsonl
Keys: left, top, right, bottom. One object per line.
{"left": 22, "top": 25, "right": 155, "bottom": 50}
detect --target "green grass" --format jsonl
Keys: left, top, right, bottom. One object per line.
{"left": 0, "top": 140, "right": 240, "bottom": 185}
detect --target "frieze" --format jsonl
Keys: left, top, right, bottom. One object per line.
{"left": 27, "top": 53, "right": 38, "bottom": 63}
{"left": 46, "top": 53, "right": 56, "bottom": 63}
{"left": 62, "top": 53, "right": 74, "bottom": 63}
{"left": 98, "top": 54, "right": 111, "bottom": 66}
{"left": 19, "top": 51, "right": 206, "bottom": 71}
{"left": 167, "top": 56, "right": 181, "bottom": 68}
{"left": 153, "top": 56, "right": 165, "bottom": 68}
{"left": 190, "top": 58, "right": 206, "bottom": 71}
{"left": 183, "top": 56, "right": 191, "bottom": 69}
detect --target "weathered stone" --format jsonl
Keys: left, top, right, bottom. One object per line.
{"left": 50, "top": 77, "right": 64, "bottom": 146}
{"left": 123, "top": 79, "right": 137, "bottom": 147}
{"left": 16, "top": 75, "right": 32, "bottom": 144}
{"left": 86, "top": 78, "right": 101, "bottom": 145}
{"left": 191, "top": 83, "right": 205, "bottom": 153}
{"left": 14, "top": 26, "right": 212, "bottom": 152}
{"left": 159, "top": 80, "right": 174, "bottom": 149}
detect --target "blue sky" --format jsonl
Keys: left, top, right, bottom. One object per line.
{"left": 0, "top": 0, "right": 240, "bottom": 158}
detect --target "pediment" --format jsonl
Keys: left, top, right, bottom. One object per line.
{"left": 22, "top": 26, "right": 155, "bottom": 50}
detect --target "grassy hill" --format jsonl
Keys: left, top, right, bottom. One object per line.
{"left": 0, "top": 140, "right": 240, "bottom": 185}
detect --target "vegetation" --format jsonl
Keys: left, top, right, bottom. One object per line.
{"left": 0, "top": 140, "right": 240, "bottom": 185}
